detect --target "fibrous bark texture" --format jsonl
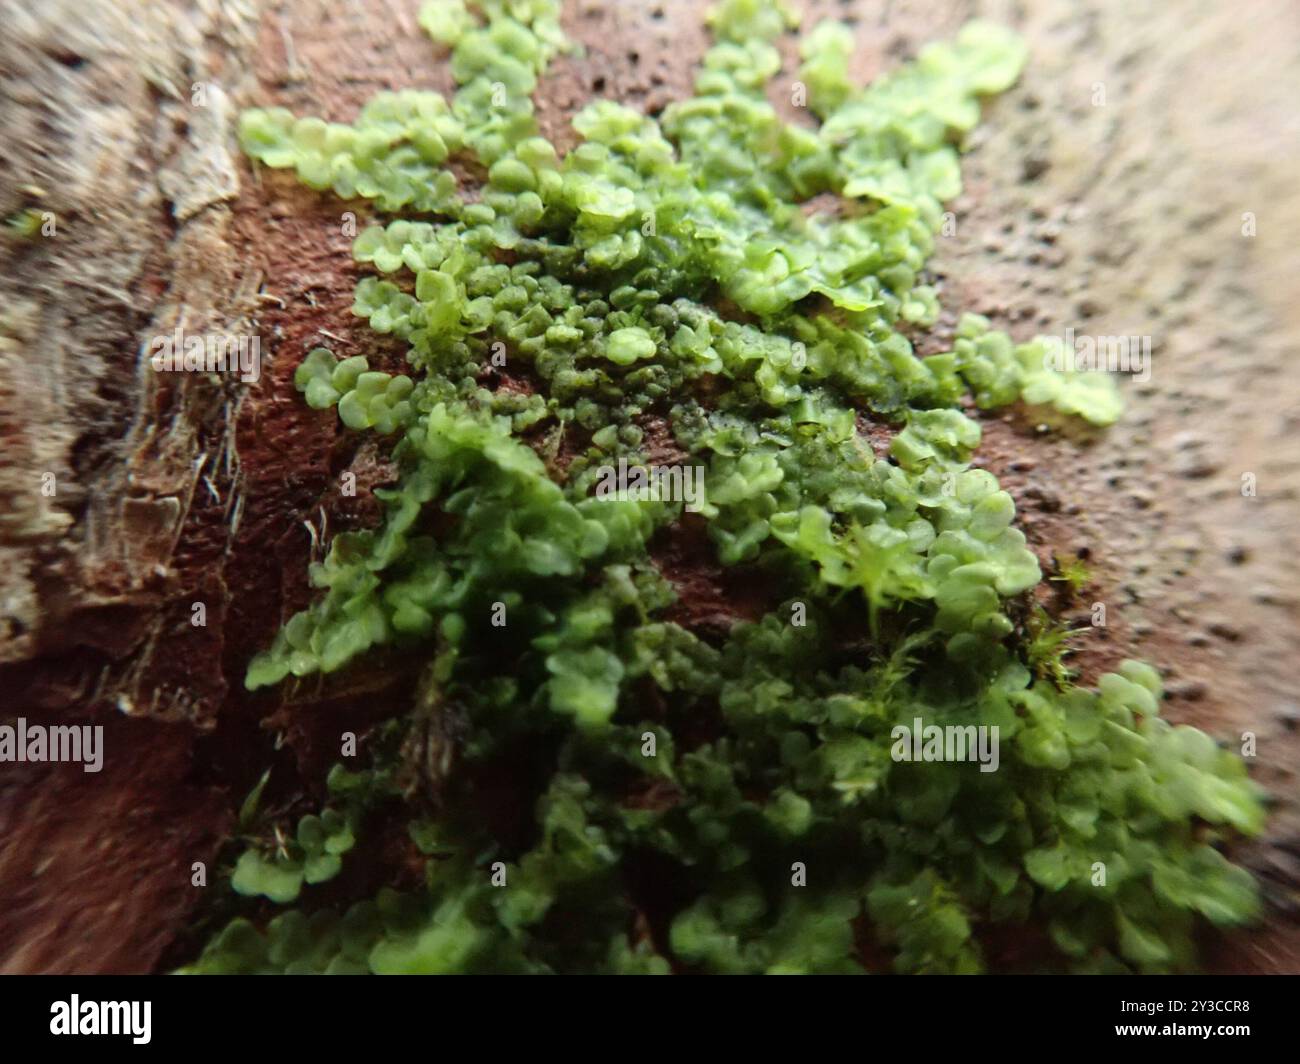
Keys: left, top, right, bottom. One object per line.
{"left": 0, "top": 0, "right": 1296, "bottom": 973}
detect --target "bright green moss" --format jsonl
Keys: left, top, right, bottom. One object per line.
{"left": 604, "top": 326, "right": 656, "bottom": 366}
{"left": 294, "top": 347, "right": 415, "bottom": 430}
{"left": 188, "top": 1, "right": 1263, "bottom": 975}
{"left": 4, "top": 206, "right": 45, "bottom": 238}
{"left": 952, "top": 312, "right": 1122, "bottom": 426}
{"left": 231, "top": 807, "right": 356, "bottom": 903}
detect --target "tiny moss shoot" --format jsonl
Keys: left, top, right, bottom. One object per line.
{"left": 183, "top": 0, "right": 1264, "bottom": 974}
{"left": 4, "top": 207, "right": 45, "bottom": 239}
{"left": 1051, "top": 550, "right": 1093, "bottom": 595}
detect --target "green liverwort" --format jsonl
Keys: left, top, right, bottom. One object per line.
{"left": 182, "top": 0, "right": 1263, "bottom": 975}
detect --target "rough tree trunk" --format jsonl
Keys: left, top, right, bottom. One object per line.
{"left": 1, "top": 0, "right": 1297, "bottom": 973}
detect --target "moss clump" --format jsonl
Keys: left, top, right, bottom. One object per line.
{"left": 184, "top": 0, "right": 1263, "bottom": 974}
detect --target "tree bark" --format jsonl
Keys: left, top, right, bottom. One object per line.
{"left": 1, "top": 0, "right": 1297, "bottom": 973}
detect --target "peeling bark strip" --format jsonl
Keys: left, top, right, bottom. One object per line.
{"left": 0, "top": 0, "right": 257, "bottom": 717}
{"left": 0, "top": 0, "right": 1297, "bottom": 972}
{"left": 0, "top": 0, "right": 259, "bottom": 974}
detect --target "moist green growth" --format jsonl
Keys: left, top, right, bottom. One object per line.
{"left": 185, "top": 0, "right": 1263, "bottom": 974}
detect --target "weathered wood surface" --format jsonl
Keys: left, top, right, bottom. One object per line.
{"left": 0, "top": 0, "right": 1297, "bottom": 972}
